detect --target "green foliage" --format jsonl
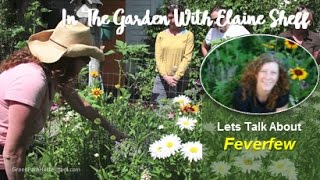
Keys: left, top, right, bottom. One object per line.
{"left": 201, "top": 35, "right": 317, "bottom": 108}
{"left": 25, "top": 105, "right": 112, "bottom": 179}
{"left": 0, "top": 0, "right": 50, "bottom": 60}
{"left": 105, "top": 40, "right": 156, "bottom": 100}
{"left": 26, "top": 87, "right": 202, "bottom": 179}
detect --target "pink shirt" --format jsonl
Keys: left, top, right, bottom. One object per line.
{"left": 0, "top": 63, "right": 51, "bottom": 169}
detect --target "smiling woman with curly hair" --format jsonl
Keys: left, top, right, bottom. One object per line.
{"left": 233, "top": 53, "right": 290, "bottom": 113}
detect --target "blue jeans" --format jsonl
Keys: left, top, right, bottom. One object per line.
{"left": 151, "top": 75, "right": 188, "bottom": 103}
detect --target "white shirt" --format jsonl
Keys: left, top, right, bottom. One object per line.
{"left": 205, "top": 24, "right": 250, "bottom": 45}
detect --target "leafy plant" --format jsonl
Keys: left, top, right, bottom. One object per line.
{"left": 0, "top": 0, "right": 50, "bottom": 60}
{"left": 105, "top": 40, "right": 155, "bottom": 100}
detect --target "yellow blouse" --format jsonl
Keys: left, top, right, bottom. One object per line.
{"left": 155, "top": 29, "right": 194, "bottom": 80}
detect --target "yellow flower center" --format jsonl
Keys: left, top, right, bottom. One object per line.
{"left": 190, "top": 147, "right": 198, "bottom": 153}
{"left": 244, "top": 159, "right": 253, "bottom": 165}
{"left": 166, "top": 142, "right": 174, "bottom": 148}
{"left": 90, "top": 71, "right": 99, "bottom": 78}
{"left": 91, "top": 88, "right": 103, "bottom": 98}
{"left": 276, "top": 163, "right": 285, "bottom": 169}
{"left": 217, "top": 166, "right": 225, "bottom": 171}
{"left": 182, "top": 121, "right": 190, "bottom": 126}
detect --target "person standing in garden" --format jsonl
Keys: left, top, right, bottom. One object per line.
{"left": 0, "top": 20, "right": 126, "bottom": 179}
{"left": 233, "top": 53, "right": 290, "bottom": 113}
{"left": 151, "top": 3, "right": 194, "bottom": 103}
{"left": 279, "top": 6, "right": 320, "bottom": 64}
{"left": 201, "top": 6, "right": 250, "bottom": 57}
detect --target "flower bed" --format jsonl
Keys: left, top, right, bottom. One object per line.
{"left": 25, "top": 88, "right": 202, "bottom": 179}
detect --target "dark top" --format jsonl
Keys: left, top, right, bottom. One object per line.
{"left": 233, "top": 87, "right": 289, "bottom": 113}
{"left": 279, "top": 30, "right": 320, "bottom": 64}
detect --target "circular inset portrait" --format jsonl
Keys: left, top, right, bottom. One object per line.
{"left": 200, "top": 34, "right": 318, "bottom": 115}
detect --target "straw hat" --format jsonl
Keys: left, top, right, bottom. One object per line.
{"left": 27, "top": 20, "right": 104, "bottom": 63}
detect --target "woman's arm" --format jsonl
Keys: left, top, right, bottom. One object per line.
{"left": 4, "top": 101, "right": 35, "bottom": 180}
{"left": 201, "top": 40, "right": 210, "bottom": 57}
{"left": 155, "top": 33, "right": 167, "bottom": 77}
{"left": 173, "top": 32, "right": 194, "bottom": 80}
{"left": 60, "top": 87, "right": 126, "bottom": 141}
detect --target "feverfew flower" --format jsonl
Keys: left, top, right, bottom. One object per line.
{"left": 141, "top": 169, "right": 151, "bottom": 180}
{"left": 241, "top": 147, "right": 269, "bottom": 159}
{"left": 149, "top": 140, "right": 165, "bottom": 159}
{"left": 176, "top": 116, "right": 197, "bottom": 131}
{"left": 180, "top": 141, "right": 202, "bottom": 162}
{"left": 203, "top": 122, "right": 216, "bottom": 132}
{"left": 94, "top": 153, "right": 99, "bottom": 158}
{"left": 173, "top": 95, "right": 191, "bottom": 106}
{"left": 160, "top": 134, "right": 182, "bottom": 157}
{"left": 211, "top": 161, "right": 231, "bottom": 177}
{"left": 234, "top": 156, "right": 262, "bottom": 173}
{"left": 268, "top": 159, "right": 297, "bottom": 180}
{"left": 286, "top": 167, "right": 298, "bottom": 180}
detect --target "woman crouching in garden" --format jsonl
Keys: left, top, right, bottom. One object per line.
{"left": 0, "top": 20, "right": 125, "bottom": 179}
{"left": 233, "top": 53, "right": 290, "bottom": 113}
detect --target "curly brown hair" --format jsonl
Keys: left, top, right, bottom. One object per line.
{"left": 0, "top": 48, "right": 84, "bottom": 87}
{"left": 240, "top": 53, "right": 290, "bottom": 110}
{"left": 0, "top": 48, "right": 43, "bottom": 72}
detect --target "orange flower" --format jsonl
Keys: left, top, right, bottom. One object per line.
{"left": 289, "top": 67, "right": 308, "bottom": 81}
{"left": 90, "top": 71, "right": 99, "bottom": 78}
{"left": 91, "top": 88, "right": 103, "bottom": 98}
{"left": 284, "top": 39, "right": 298, "bottom": 49}
{"left": 180, "top": 104, "right": 200, "bottom": 113}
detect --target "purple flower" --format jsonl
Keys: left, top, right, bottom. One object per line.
{"left": 300, "top": 82, "right": 309, "bottom": 90}
{"left": 51, "top": 103, "right": 59, "bottom": 111}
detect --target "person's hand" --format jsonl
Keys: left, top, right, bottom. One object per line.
{"left": 163, "top": 75, "right": 177, "bottom": 87}
{"left": 110, "top": 128, "right": 128, "bottom": 142}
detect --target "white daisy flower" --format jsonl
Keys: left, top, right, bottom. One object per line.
{"left": 180, "top": 141, "right": 202, "bottom": 162}
{"left": 160, "top": 134, "right": 182, "bottom": 157}
{"left": 176, "top": 116, "right": 197, "bottom": 131}
{"left": 286, "top": 167, "right": 298, "bottom": 180}
{"left": 211, "top": 161, "right": 231, "bottom": 177}
{"left": 268, "top": 159, "right": 297, "bottom": 179}
{"left": 203, "top": 122, "right": 216, "bottom": 132}
{"left": 141, "top": 169, "right": 151, "bottom": 180}
{"left": 94, "top": 153, "right": 99, "bottom": 158}
{"left": 149, "top": 140, "right": 165, "bottom": 159}
{"left": 157, "top": 125, "right": 164, "bottom": 130}
{"left": 234, "top": 156, "right": 262, "bottom": 173}
{"left": 241, "top": 147, "right": 269, "bottom": 159}
{"left": 173, "top": 95, "right": 191, "bottom": 106}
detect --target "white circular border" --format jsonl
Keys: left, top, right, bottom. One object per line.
{"left": 199, "top": 34, "right": 319, "bottom": 116}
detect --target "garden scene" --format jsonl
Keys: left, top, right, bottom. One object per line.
{"left": 0, "top": 0, "right": 320, "bottom": 179}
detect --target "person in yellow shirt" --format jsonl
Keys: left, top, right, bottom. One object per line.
{"left": 151, "top": 3, "right": 194, "bottom": 103}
